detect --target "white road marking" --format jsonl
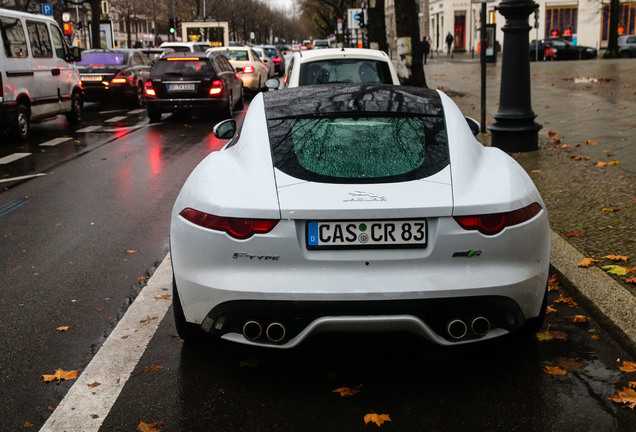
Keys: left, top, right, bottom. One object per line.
{"left": 105, "top": 116, "right": 127, "bottom": 123}
{"left": 39, "top": 137, "right": 73, "bottom": 147}
{"left": 127, "top": 108, "right": 146, "bottom": 115}
{"left": 40, "top": 254, "right": 174, "bottom": 432}
{"left": 0, "top": 152, "right": 31, "bottom": 164}
{"left": 0, "top": 173, "right": 46, "bottom": 183}
{"left": 76, "top": 126, "right": 102, "bottom": 133}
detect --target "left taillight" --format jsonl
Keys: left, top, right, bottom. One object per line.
{"left": 110, "top": 71, "right": 127, "bottom": 84}
{"left": 144, "top": 81, "right": 156, "bottom": 96}
{"left": 209, "top": 80, "right": 223, "bottom": 95}
{"left": 453, "top": 202, "right": 542, "bottom": 236}
{"left": 179, "top": 208, "right": 279, "bottom": 240}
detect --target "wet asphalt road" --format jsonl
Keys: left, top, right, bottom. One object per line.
{"left": 1, "top": 70, "right": 635, "bottom": 430}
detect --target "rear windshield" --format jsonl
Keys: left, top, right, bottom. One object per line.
{"left": 222, "top": 50, "right": 249, "bottom": 61}
{"left": 152, "top": 59, "right": 213, "bottom": 76}
{"left": 78, "top": 52, "right": 126, "bottom": 65}
{"left": 263, "top": 47, "right": 278, "bottom": 58}
{"left": 299, "top": 59, "right": 393, "bottom": 85}
{"left": 269, "top": 115, "right": 448, "bottom": 183}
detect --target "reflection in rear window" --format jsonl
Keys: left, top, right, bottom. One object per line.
{"left": 299, "top": 59, "right": 393, "bottom": 85}
{"left": 269, "top": 116, "right": 448, "bottom": 184}
{"left": 78, "top": 52, "right": 126, "bottom": 65}
{"left": 223, "top": 50, "right": 249, "bottom": 61}
{"left": 152, "top": 59, "right": 212, "bottom": 76}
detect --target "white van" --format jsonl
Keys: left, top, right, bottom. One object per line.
{"left": 0, "top": 7, "right": 83, "bottom": 139}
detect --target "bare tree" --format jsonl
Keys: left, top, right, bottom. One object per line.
{"left": 394, "top": 0, "right": 426, "bottom": 87}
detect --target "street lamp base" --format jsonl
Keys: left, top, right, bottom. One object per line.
{"left": 489, "top": 121, "right": 542, "bottom": 153}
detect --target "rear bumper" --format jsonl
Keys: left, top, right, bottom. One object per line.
{"left": 146, "top": 97, "right": 227, "bottom": 113}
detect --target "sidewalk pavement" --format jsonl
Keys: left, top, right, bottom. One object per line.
{"left": 422, "top": 53, "right": 636, "bottom": 355}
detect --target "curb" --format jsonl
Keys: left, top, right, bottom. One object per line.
{"left": 549, "top": 230, "right": 636, "bottom": 358}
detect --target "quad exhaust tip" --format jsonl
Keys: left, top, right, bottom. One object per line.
{"left": 471, "top": 316, "right": 491, "bottom": 336}
{"left": 242, "top": 320, "right": 262, "bottom": 340}
{"left": 447, "top": 319, "right": 468, "bottom": 339}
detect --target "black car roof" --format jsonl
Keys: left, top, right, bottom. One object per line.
{"left": 160, "top": 52, "right": 212, "bottom": 59}
{"left": 263, "top": 84, "right": 443, "bottom": 119}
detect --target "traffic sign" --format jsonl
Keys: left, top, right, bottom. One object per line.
{"left": 41, "top": 4, "right": 53, "bottom": 16}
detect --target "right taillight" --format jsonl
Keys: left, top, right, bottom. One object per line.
{"left": 242, "top": 66, "right": 255, "bottom": 74}
{"left": 179, "top": 208, "right": 279, "bottom": 240}
{"left": 453, "top": 202, "right": 542, "bottom": 236}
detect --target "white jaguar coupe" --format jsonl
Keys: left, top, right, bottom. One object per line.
{"left": 170, "top": 84, "right": 550, "bottom": 348}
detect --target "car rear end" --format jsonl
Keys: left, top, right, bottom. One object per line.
{"left": 211, "top": 48, "right": 261, "bottom": 91}
{"left": 144, "top": 53, "right": 229, "bottom": 115}
{"left": 171, "top": 86, "right": 550, "bottom": 348}
{"left": 77, "top": 51, "right": 132, "bottom": 101}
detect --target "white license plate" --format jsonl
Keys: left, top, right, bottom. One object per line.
{"left": 168, "top": 83, "right": 196, "bottom": 91}
{"left": 306, "top": 219, "right": 427, "bottom": 249}
{"left": 81, "top": 75, "right": 102, "bottom": 81}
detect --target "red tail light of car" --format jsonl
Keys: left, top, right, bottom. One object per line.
{"left": 272, "top": 56, "right": 281, "bottom": 64}
{"left": 209, "top": 80, "right": 223, "bottom": 95}
{"left": 453, "top": 202, "right": 542, "bottom": 236}
{"left": 144, "top": 81, "right": 156, "bottom": 96}
{"left": 242, "top": 66, "right": 255, "bottom": 74}
{"left": 110, "top": 71, "right": 127, "bottom": 84}
{"left": 179, "top": 208, "right": 279, "bottom": 240}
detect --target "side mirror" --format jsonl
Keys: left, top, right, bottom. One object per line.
{"left": 265, "top": 78, "right": 280, "bottom": 90}
{"left": 465, "top": 117, "right": 480, "bottom": 136}
{"left": 68, "top": 46, "right": 82, "bottom": 62}
{"left": 213, "top": 119, "right": 236, "bottom": 140}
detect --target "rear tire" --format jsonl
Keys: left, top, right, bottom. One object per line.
{"left": 236, "top": 85, "right": 244, "bottom": 109}
{"left": 222, "top": 92, "right": 234, "bottom": 119}
{"left": 12, "top": 103, "right": 30, "bottom": 139}
{"left": 66, "top": 91, "right": 83, "bottom": 124}
{"left": 133, "top": 82, "right": 145, "bottom": 107}
{"left": 173, "top": 278, "right": 208, "bottom": 343}
{"left": 147, "top": 109, "right": 162, "bottom": 123}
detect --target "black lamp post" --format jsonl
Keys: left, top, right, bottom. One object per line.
{"left": 489, "top": 0, "right": 542, "bottom": 152}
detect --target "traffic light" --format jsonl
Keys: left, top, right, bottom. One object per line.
{"left": 63, "top": 22, "right": 73, "bottom": 35}
{"left": 358, "top": 10, "right": 365, "bottom": 28}
{"left": 168, "top": 18, "right": 175, "bottom": 34}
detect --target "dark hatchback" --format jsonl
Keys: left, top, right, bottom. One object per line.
{"left": 77, "top": 49, "right": 152, "bottom": 106}
{"left": 144, "top": 52, "right": 244, "bottom": 122}
{"left": 529, "top": 38, "right": 597, "bottom": 61}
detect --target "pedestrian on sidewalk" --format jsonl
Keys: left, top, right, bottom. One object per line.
{"left": 446, "top": 32, "right": 454, "bottom": 57}
{"left": 421, "top": 36, "right": 430, "bottom": 64}
{"left": 427, "top": 35, "right": 433, "bottom": 59}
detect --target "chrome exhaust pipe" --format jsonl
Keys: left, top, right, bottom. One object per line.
{"left": 471, "top": 316, "right": 491, "bottom": 336}
{"left": 447, "top": 319, "right": 468, "bottom": 339}
{"left": 242, "top": 320, "right": 262, "bottom": 340}
{"left": 266, "top": 322, "right": 286, "bottom": 343}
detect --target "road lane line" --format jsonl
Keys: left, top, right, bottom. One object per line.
{"left": 0, "top": 152, "right": 31, "bottom": 164}
{"left": 127, "top": 108, "right": 146, "bottom": 115}
{"left": 39, "top": 137, "right": 73, "bottom": 147}
{"left": 40, "top": 254, "right": 173, "bottom": 432}
{"left": 76, "top": 126, "right": 102, "bottom": 133}
{"left": 105, "top": 116, "right": 127, "bottom": 123}
{"left": 0, "top": 173, "right": 46, "bottom": 184}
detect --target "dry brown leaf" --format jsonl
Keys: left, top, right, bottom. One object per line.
{"left": 364, "top": 413, "right": 392, "bottom": 427}
{"left": 548, "top": 130, "right": 559, "bottom": 136}
{"left": 333, "top": 386, "right": 361, "bottom": 397}
{"left": 138, "top": 276, "right": 149, "bottom": 281}
{"left": 626, "top": 276, "right": 636, "bottom": 284}
{"left": 578, "top": 258, "right": 600, "bottom": 268}
{"left": 586, "top": 139, "right": 597, "bottom": 145}
{"left": 602, "top": 208, "right": 621, "bottom": 212}
{"left": 42, "top": 369, "right": 79, "bottom": 383}
{"left": 554, "top": 296, "right": 577, "bottom": 306}
{"left": 531, "top": 169, "right": 541, "bottom": 173}
{"left": 126, "top": 250, "right": 138, "bottom": 254}
{"left": 543, "top": 365, "right": 567, "bottom": 375}
{"left": 573, "top": 315, "right": 589, "bottom": 323}
{"left": 609, "top": 387, "right": 636, "bottom": 409}
{"left": 565, "top": 232, "right": 583, "bottom": 237}
{"left": 137, "top": 421, "right": 164, "bottom": 432}
{"left": 56, "top": 326, "right": 70, "bottom": 331}
{"left": 557, "top": 358, "right": 586, "bottom": 372}
{"left": 596, "top": 162, "right": 608, "bottom": 167}
{"left": 619, "top": 361, "right": 636, "bottom": 373}
{"left": 604, "top": 255, "right": 629, "bottom": 262}
{"left": 87, "top": 382, "right": 101, "bottom": 388}
{"left": 536, "top": 326, "right": 567, "bottom": 341}
{"left": 131, "top": 365, "right": 164, "bottom": 377}
{"left": 154, "top": 294, "right": 171, "bottom": 300}
{"left": 24, "top": 422, "right": 34, "bottom": 428}
{"left": 546, "top": 306, "right": 557, "bottom": 313}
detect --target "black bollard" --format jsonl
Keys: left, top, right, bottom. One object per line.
{"left": 489, "top": 0, "right": 542, "bottom": 152}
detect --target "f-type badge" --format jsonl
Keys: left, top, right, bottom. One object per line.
{"left": 344, "top": 191, "right": 387, "bottom": 202}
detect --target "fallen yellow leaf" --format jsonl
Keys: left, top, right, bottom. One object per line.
{"left": 56, "top": 326, "right": 70, "bottom": 331}
{"left": 602, "top": 265, "right": 628, "bottom": 276}
{"left": 604, "top": 255, "right": 629, "bottom": 262}
{"left": 602, "top": 208, "right": 621, "bottom": 212}
{"left": 578, "top": 258, "right": 600, "bottom": 268}
{"left": 609, "top": 387, "right": 636, "bottom": 409}
{"left": 333, "top": 386, "right": 361, "bottom": 397}
{"left": 619, "top": 361, "right": 636, "bottom": 373}
{"left": 543, "top": 365, "right": 567, "bottom": 375}
{"left": 536, "top": 326, "right": 567, "bottom": 341}
{"left": 42, "top": 369, "right": 79, "bottom": 383}
{"left": 573, "top": 315, "right": 589, "bottom": 323}
{"left": 364, "top": 413, "right": 392, "bottom": 427}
